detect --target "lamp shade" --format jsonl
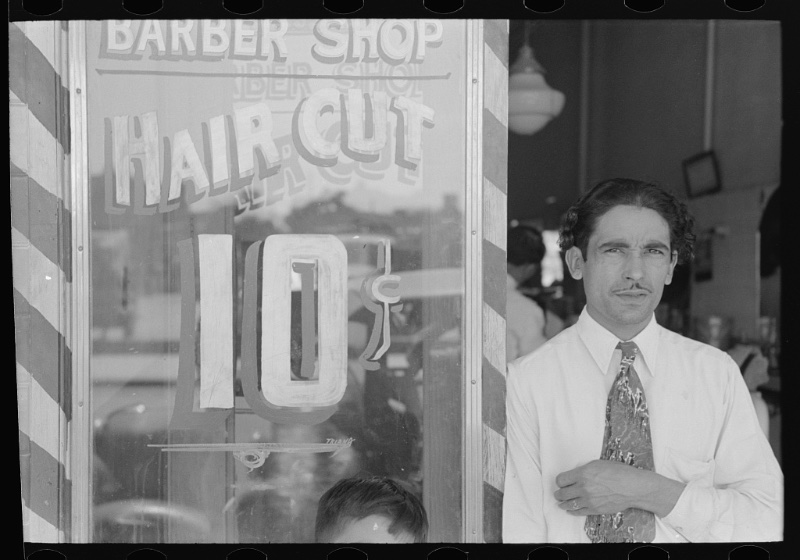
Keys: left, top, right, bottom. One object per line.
{"left": 508, "top": 44, "right": 565, "bottom": 135}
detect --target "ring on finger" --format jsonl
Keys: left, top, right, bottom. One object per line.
{"left": 571, "top": 499, "right": 579, "bottom": 510}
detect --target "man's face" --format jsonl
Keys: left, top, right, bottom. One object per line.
{"left": 330, "top": 514, "right": 416, "bottom": 543}
{"left": 565, "top": 205, "right": 677, "bottom": 340}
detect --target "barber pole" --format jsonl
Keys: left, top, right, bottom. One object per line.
{"left": 11, "top": 20, "right": 73, "bottom": 543}
{"left": 479, "top": 19, "right": 509, "bottom": 544}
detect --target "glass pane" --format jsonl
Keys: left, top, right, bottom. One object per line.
{"left": 86, "top": 19, "right": 468, "bottom": 543}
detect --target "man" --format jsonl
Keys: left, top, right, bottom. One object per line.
{"left": 507, "top": 223, "right": 564, "bottom": 361}
{"left": 503, "top": 178, "right": 783, "bottom": 543}
{"left": 315, "top": 476, "right": 428, "bottom": 543}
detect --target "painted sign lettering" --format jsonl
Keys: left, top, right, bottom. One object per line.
{"left": 170, "top": 234, "right": 399, "bottom": 428}
{"left": 260, "top": 235, "right": 348, "bottom": 409}
{"left": 358, "top": 239, "right": 401, "bottom": 370}
{"left": 106, "top": 92, "right": 434, "bottom": 215}
{"left": 103, "top": 19, "right": 290, "bottom": 61}
{"left": 102, "top": 19, "right": 443, "bottom": 64}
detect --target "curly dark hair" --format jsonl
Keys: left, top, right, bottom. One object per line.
{"left": 315, "top": 476, "right": 428, "bottom": 543}
{"left": 558, "top": 178, "right": 696, "bottom": 265}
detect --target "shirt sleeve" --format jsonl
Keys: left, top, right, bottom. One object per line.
{"left": 661, "top": 355, "right": 783, "bottom": 542}
{"left": 502, "top": 360, "right": 548, "bottom": 542}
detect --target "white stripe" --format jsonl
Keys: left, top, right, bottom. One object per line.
{"left": 28, "top": 108, "right": 64, "bottom": 198}
{"left": 17, "top": 363, "right": 65, "bottom": 467}
{"left": 12, "top": 226, "right": 67, "bottom": 335}
{"left": 483, "top": 301, "right": 507, "bottom": 378}
{"left": 9, "top": 99, "right": 29, "bottom": 175}
{"left": 21, "top": 502, "right": 63, "bottom": 543}
{"left": 9, "top": 105, "right": 64, "bottom": 198}
{"left": 483, "top": 43, "right": 509, "bottom": 129}
{"left": 483, "top": 424, "right": 506, "bottom": 492}
{"left": 483, "top": 177, "right": 507, "bottom": 251}
{"left": 25, "top": 21, "right": 59, "bottom": 74}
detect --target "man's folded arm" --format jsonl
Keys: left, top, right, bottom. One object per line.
{"left": 662, "top": 473, "right": 782, "bottom": 542}
{"left": 661, "top": 360, "right": 783, "bottom": 542}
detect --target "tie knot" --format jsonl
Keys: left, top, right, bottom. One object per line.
{"left": 617, "top": 341, "right": 639, "bottom": 359}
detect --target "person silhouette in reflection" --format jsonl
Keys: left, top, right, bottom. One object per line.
{"left": 314, "top": 476, "right": 428, "bottom": 543}
{"left": 506, "top": 223, "right": 565, "bottom": 361}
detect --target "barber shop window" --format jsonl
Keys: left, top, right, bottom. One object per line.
{"left": 86, "top": 19, "right": 469, "bottom": 543}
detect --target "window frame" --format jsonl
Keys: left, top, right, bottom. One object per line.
{"left": 66, "top": 18, "right": 507, "bottom": 544}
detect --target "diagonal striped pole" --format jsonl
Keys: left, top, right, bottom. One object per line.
{"left": 11, "top": 21, "right": 73, "bottom": 543}
{"left": 480, "top": 19, "right": 509, "bottom": 544}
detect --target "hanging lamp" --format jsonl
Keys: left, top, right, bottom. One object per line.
{"left": 508, "top": 21, "right": 565, "bottom": 135}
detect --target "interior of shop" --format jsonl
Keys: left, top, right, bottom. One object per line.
{"left": 506, "top": 19, "right": 781, "bottom": 462}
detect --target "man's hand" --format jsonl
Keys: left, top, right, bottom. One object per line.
{"left": 554, "top": 460, "right": 686, "bottom": 518}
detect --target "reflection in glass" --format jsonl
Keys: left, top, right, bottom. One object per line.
{"left": 87, "top": 19, "right": 468, "bottom": 543}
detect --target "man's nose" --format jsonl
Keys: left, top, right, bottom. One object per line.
{"left": 624, "top": 252, "right": 645, "bottom": 281}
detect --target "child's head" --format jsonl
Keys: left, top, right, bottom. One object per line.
{"left": 315, "top": 476, "right": 428, "bottom": 543}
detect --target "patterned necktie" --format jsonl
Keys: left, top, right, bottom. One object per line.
{"left": 584, "top": 341, "right": 656, "bottom": 543}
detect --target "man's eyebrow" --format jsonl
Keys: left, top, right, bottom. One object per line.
{"left": 596, "top": 240, "right": 671, "bottom": 249}
{"left": 642, "top": 241, "right": 671, "bottom": 250}
{"left": 596, "top": 240, "right": 630, "bottom": 248}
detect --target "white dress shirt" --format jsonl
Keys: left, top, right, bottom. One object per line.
{"left": 506, "top": 274, "right": 548, "bottom": 362}
{"left": 503, "top": 308, "right": 783, "bottom": 543}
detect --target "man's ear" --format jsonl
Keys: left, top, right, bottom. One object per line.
{"left": 565, "top": 246, "right": 585, "bottom": 280}
{"left": 665, "top": 251, "right": 678, "bottom": 285}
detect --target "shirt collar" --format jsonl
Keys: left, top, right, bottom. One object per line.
{"left": 576, "top": 307, "right": 660, "bottom": 376}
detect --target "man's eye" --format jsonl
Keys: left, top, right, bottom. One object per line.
{"left": 648, "top": 249, "right": 666, "bottom": 255}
